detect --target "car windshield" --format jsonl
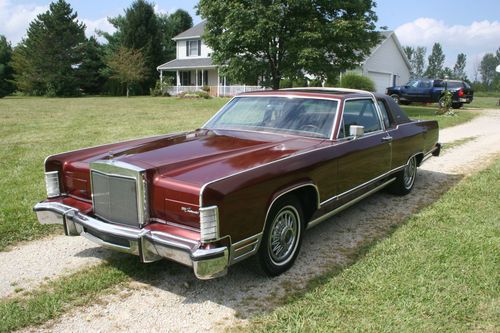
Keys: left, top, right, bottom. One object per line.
{"left": 203, "top": 96, "right": 338, "bottom": 138}
{"left": 406, "top": 80, "right": 419, "bottom": 87}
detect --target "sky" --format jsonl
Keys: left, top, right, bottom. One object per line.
{"left": 1, "top": 0, "right": 499, "bottom": 79}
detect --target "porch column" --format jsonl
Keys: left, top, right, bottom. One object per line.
{"left": 217, "top": 68, "right": 220, "bottom": 97}
{"left": 176, "top": 70, "right": 180, "bottom": 86}
{"left": 201, "top": 69, "right": 204, "bottom": 87}
{"left": 195, "top": 69, "right": 199, "bottom": 88}
{"left": 159, "top": 69, "right": 163, "bottom": 86}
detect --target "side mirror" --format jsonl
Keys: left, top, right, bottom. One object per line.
{"left": 349, "top": 125, "right": 364, "bottom": 138}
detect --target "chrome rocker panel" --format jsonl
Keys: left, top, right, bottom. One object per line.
{"left": 33, "top": 201, "right": 228, "bottom": 280}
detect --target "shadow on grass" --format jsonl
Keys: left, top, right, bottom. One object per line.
{"left": 71, "top": 168, "right": 464, "bottom": 320}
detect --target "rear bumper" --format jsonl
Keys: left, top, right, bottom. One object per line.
{"left": 33, "top": 201, "right": 228, "bottom": 280}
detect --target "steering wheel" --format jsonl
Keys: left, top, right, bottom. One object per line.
{"left": 300, "top": 124, "right": 320, "bottom": 132}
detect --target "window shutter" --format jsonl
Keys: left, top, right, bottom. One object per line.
{"left": 186, "top": 40, "right": 189, "bottom": 56}
{"left": 198, "top": 40, "right": 201, "bottom": 56}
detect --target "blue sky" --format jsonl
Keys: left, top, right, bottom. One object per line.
{"left": 1, "top": 0, "right": 499, "bottom": 78}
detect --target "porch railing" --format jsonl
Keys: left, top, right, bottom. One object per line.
{"left": 165, "top": 85, "right": 267, "bottom": 97}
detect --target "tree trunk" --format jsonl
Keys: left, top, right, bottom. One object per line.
{"left": 126, "top": 83, "right": 129, "bottom": 97}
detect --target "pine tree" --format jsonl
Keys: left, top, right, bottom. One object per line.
{"left": 0, "top": 35, "right": 15, "bottom": 98}
{"left": 78, "top": 37, "right": 106, "bottom": 95}
{"left": 11, "top": 0, "right": 86, "bottom": 96}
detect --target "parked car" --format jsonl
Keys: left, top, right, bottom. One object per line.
{"left": 34, "top": 88, "right": 440, "bottom": 279}
{"left": 387, "top": 79, "right": 474, "bottom": 109}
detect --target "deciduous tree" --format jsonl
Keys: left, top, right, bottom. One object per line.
{"left": 106, "top": 47, "right": 148, "bottom": 97}
{"left": 453, "top": 53, "right": 467, "bottom": 80}
{"left": 479, "top": 52, "right": 498, "bottom": 90}
{"left": 414, "top": 46, "right": 426, "bottom": 78}
{"left": 198, "top": 0, "right": 380, "bottom": 90}
{"left": 425, "top": 43, "right": 445, "bottom": 78}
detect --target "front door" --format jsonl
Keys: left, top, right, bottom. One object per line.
{"left": 336, "top": 98, "right": 392, "bottom": 194}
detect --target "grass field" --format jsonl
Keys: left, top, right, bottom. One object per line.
{"left": 250, "top": 158, "right": 500, "bottom": 332}
{"left": 468, "top": 95, "right": 500, "bottom": 109}
{"left": 0, "top": 96, "right": 226, "bottom": 250}
{"left": 0, "top": 96, "right": 478, "bottom": 250}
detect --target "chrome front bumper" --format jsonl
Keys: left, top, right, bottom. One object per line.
{"left": 33, "top": 201, "right": 228, "bottom": 280}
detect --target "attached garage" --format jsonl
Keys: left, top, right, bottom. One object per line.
{"left": 359, "top": 31, "right": 411, "bottom": 93}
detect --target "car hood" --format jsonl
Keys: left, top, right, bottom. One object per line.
{"left": 60, "top": 129, "right": 323, "bottom": 189}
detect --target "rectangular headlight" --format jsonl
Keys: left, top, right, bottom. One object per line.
{"left": 45, "top": 171, "right": 60, "bottom": 198}
{"left": 199, "top": 206, "right": 219, "bottom": 242}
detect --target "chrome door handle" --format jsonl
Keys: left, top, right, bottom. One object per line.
{"left": 382, "top": 135, "right": 393, "bottom": 142}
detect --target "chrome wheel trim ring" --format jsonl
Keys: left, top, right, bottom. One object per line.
{"left": 403, "top": 156, "right": 417, "bottom": 189}
{"left": 267, "top": 205, "right": 301, "bottom": 266}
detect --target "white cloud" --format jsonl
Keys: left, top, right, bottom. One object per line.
{"left": 395, "top": 18, "right": 500, "bottom": 78}
{"left": 82, "top": 17, "right": 115, "bottom": 41}
{"left": 0, "top": 0, "right": 48, "bottom": 44}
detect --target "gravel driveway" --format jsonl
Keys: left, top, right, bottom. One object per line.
{"left": 3, "top": 109, "right": 499, "bottom": 333}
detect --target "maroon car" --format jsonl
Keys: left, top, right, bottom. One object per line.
{"left": 34, "top": 88, "right": 440, "bottom": 279}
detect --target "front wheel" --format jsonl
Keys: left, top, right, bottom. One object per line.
{"left": 258, "top": 196, "right": 304, "bottom": 276}
{"left": 388, "top": 155, "right": 417, "bottom": 196}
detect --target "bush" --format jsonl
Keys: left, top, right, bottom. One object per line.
{"left": 150, "top": 80, "right": 170, "bottom": 97}
{"left": 339, "top": 73, "right": 375, "bottom": 92}
{"left": 177, "top": 90, "right": 211, "bottom": 99}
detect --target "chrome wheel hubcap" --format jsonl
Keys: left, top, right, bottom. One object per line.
{"left": 268, "top": 206, "right": 299, "bottom": 265}
{"left": 404, "top": 157, "right": 417, "bottom": 189}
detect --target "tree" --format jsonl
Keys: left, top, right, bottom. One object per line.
{"left": 403, "top": 46, "right": 416, "bottom": 78}
{"left": 425, "top": 43, "right": 445, "bottom": 78}
{"left": 414, "top": 46, "right": 426, "bottom": 78}
{"left": 11, "top": 0, "right": 86, "bottom": 96}
{"left": 108, "top": 0, "right": 163, "bottom": 93}
{"left": 452, "top": 53, "right": 467, "bottom": 80}
{"left": 77, "top": 37, "right": 106, "bottom": 94}
{"left": 106, "top": 47, "right": 148, "bottom": 97}
{"left": 198, "top": 0, "right": 380, "bottom": 90}
{"left": 158, "top": 9, "right": 193, "bottom": 61}
{"left": 479, "top": 53, "right": 497, "bottom": 90}
{"left": 0, "top": 35, "right": 15, "bottom": 98}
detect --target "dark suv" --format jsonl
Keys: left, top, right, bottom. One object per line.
{"left": 386, "top": 79, "right": 474, "bottom": 109}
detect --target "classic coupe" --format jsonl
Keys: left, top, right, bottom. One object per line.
{"left": 34, "top": 88, "right": 440, "bottom": 279}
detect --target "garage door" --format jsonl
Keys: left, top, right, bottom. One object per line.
{"left": 367, "top": 71, "right": 392, "bottom": 93}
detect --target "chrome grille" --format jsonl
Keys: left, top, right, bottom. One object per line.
{"left": 90, "top": 160, "right": 148, "bottom": 228}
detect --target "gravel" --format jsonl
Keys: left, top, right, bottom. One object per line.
{"left": 5, "top": 109, "right": 499, "bottom": 332}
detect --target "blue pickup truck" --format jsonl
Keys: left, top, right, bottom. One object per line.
{"left": 386, "top": 79, "right": 474, "bottom": 109}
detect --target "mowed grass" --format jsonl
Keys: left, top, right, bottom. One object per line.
{"left": 401, "top": 105, "right": 478, "bottom": 128}
{"left": 250, "top": 159, "right": 500, "bottom": 332}
{"left": 468, "top": 95, "right": 500, "bottom": 109}
{"left": 0, "top": 96, "right": 227, "bottom": 250}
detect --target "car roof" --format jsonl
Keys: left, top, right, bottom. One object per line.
{"left": 239, "top": 87, "right": 374, "bottom": 99}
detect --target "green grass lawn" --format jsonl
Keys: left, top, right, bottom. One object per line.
{"left": 468, "top": 95, "right": 500, "bottom": 109}
{"left": 250, "top": 159, "right": 500, "bottom": 332}
{"left": 0, "top": 96, "right": 226, "bottom": 250}
{"left": 0, "top": 96, "right": 480, "bottom": 250}
{"left": 401, "top": 105, "right": 478, "bottom": 128}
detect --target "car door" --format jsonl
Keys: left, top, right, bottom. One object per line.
{"left": 400, "top": 80, "right": 419, "bottom": 101}
{"left": 336, "top": 98, "right": 392, "bottom": 196}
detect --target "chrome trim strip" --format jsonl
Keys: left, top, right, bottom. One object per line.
{"left": 319, "top": 164, "right": 406, "bottom": 207}
{"left": 307, "top": 177, "right": 396, "bottom": 229}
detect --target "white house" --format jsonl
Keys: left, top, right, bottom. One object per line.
{"left": 156, "top": 21, "right": 263, "bottom": 96}
{"left": 347, "top": 31, "right": 411, "bottom": 93}
{"left": 157, "top": 22, "right": 410, "bottom": 95}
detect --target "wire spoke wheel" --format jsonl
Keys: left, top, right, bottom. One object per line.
{"left": 403, "top": 156, "right": 417, "bottom": 189}
{"left": 267, "top": 205, "right": 300, "bottom": 266}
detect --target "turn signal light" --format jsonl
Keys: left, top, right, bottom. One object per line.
{"left": 199, "top": 206, "right": 219, "bottom": 242}
{"left": 458, "top": 89, "right": 464, "bottom": 97}
{"left": 45, "top": 171, "right": 60, "bottom": 198}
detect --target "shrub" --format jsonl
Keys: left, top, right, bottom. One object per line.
{"left": 339, "top": 73, "right": 375, "bottom": 92}
{"left": 177, "top": 90, "right": 211, "bottom": 99}
{"left": 150, "top": 80, "right": 170, "bottom": 97}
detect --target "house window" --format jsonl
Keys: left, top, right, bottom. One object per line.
{"left": 186, "top": 40, "right": 201, "bottom": 57}
{"left": 197, "top": 70, "right": 209, "bottom": 86}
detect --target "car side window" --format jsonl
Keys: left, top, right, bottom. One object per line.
{"left": 339, "top": 99, "right": 382, "bottom": 138}
{"left": 377, "top": 100, "right": 391, "bottom": 129}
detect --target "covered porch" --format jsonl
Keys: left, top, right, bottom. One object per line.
{"left": 156, "top": 58, "right": 265, "bottom": 97}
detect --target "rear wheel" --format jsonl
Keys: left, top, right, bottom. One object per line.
{"left": 390, "top": 94, "right": 401, "bottom": 104}
{"left": 258, "top": 196, "right": 304, "bottom": 276}
{"left": 388, "top": 155, "right": 417, "bottom": 196}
